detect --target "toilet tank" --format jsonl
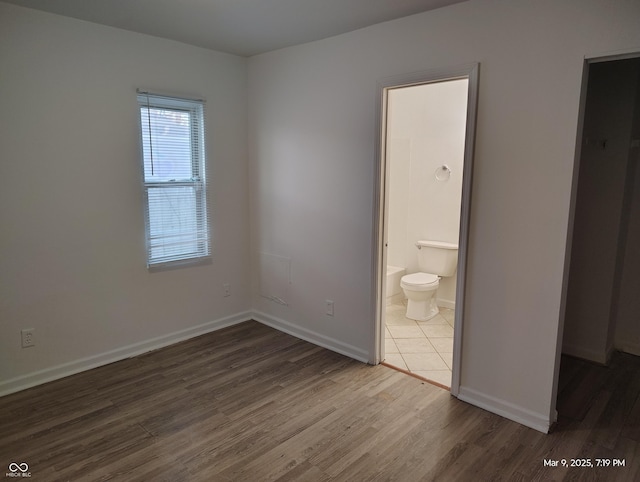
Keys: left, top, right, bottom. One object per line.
{"left": 416, "top": 240, "right": 459, "bottom": 276}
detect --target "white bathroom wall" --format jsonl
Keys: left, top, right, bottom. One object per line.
{"left": 0, "top": 3, "right": 250, "bottom": 394}
{"left": 248, "top": 0, "right": 640, "bottom": 432}
{"left": 387, "top": 80, "right": 468, "bottom": 306}
{"left": 387, "top": 138, "right": 411, "bottom": 269}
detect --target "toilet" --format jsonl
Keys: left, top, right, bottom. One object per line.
{"left": 400, "top": 240, "right": 458, "bottom": 321}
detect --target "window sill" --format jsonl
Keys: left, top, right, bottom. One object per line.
{"left": 148, "top": 256, "right": 212, "bottom": 273}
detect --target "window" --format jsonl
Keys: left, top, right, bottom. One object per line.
{"left": 137, "top": 92, "right": 210, "bottom": 268}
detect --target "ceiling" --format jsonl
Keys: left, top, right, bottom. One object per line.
{"left": 1, "top": 0, "right": 467, "bottom": 57}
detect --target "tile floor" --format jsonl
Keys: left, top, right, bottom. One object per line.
{"left": 384, "top": 300, "right": 454, "bottom": 387}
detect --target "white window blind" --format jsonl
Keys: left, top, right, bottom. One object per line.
{"left": 137, "top": 92, "right": 210, "bottom": 268}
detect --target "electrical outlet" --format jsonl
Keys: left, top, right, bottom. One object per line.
{"left": 21, "top": 328, "right": 35, "bottom": 348}
{"left": 223, "top": 283, "right": 230, "bottom": 297}
{"left": 325, "top": 300, "right": 334, "bottom": 316}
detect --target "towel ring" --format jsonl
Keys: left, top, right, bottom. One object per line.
{"left": 434, "top": 164, "right": 451, "bottom": 182}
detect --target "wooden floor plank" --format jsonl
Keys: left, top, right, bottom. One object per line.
{"left": 1, "top": 320, "right": 639, "bottom": 481}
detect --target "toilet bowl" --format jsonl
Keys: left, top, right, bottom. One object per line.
{"left": 400, "top": 272, "right": 440, "bottom": 321}
{"left": 400, "top": 240, "right": 458, "bottom": 321}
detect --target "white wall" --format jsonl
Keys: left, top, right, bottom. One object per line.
{"left": 387, "top": 80, "right": 468, "bottom": 306}
{"left": 0, "top": 3, "right": 250, "bottom": 394}
{"left": 563, "top": 59, "right": 640, "bottom": 363}
{"left": 248, "top": 0, "right": 640, "bottom": 431}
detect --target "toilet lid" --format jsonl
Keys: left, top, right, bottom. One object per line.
{"left": 402, "top": 272, "right": 439, "bottom": 286}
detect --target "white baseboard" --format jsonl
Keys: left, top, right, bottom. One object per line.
{"left": 0, "top": 311, "right": 252, "bottom": 398}
{"left": 562, "top": 343, "right": 610, "bottom": 365}
{"left": 457, "top": 386, "right": 551, "bottom": 434}
{"left": 437, "top": 298, "right": 455, "bottom": 310}
{"left": 252, "top": 310, "right": 370, "bottom": 364}
{"left": 384, "top": 296, "right": 454, "bottom": 310}
{"left": 618, "top": 342, "right": 640, "bottom": 357}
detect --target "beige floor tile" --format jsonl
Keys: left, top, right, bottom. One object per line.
{"left": 418, "top": 313, "right": 449, "bottom": 326}
{"left": 388, "top": 325, "right": 425, "bottom": 339}
{"left": 386, "top": 303, "right": 406, "bottom": 315}
{"left": 419, "top": 324, "right": 454, "bottom": 338}
{"left": 394, "top": 338, "right": 436, "bottom": 353}
{"left": 402, "top": 353, "right": 448, "bottom": 371}
{"left": 385, "top": 304, "right": 456, "bottom": 380}
{"left": 439, "top": 352, "right": 453, "bottom": 369}
{"left": 385, "top": 338, "right": 399, "bottom": 354}
{"left": 440, "top": 308, "right": 455, "bottom": 326}
{"left": 413, "top": 370, "right": 452, "bottom": 387}
{"left": 385, "top": 312, "right": 417, "bottom": 326}
{"left": 384, "top": 353, "right": 407, "bottom": 370}
{"left": 429, "top": 337, "right": 454, "bottom": 353}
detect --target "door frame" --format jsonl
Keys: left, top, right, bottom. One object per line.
{"left": 371, "top": 63, "right": 479, "bottom": 396}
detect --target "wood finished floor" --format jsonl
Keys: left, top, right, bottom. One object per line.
{"left": 1, "top": 321, "right": 639, "bottom": 481}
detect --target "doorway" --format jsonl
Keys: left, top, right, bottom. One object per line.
{"left": 553, "top": 53, "right": 640, "bottom": 425}
{"left": 373, "top": 65, "right": 479, "bottom": 396}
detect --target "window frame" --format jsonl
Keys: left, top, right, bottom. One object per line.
{"left": 136, "top": 91, "right": 211, "bottom": 270}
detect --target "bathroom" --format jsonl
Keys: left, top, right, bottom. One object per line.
{"left": 383, "top": 78, "right": 468, "bottom": 388}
